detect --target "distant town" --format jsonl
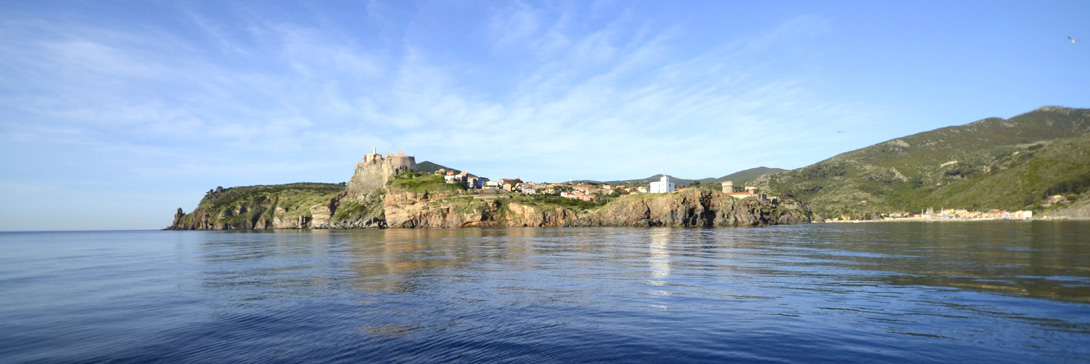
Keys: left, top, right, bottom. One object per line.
{"left": 827, "top": 208, "right": 1034, "bottom": 222}
{"left": 825, "top": 194, "right": 1072, "bottom": 222}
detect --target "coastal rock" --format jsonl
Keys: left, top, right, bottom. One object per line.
{"left": 502, "top": 203, "right": 577, "bottom": 227}
{"left": 566, "top": 189, "right": 805, "bottom": 227}
{"left": 309, "top": 203, "right": 333, "bottom": 227}
{"left": 383, "top": 191, "right": 496, "bottom": 228}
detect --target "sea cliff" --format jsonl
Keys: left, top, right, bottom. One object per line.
{"left": 378, "top": 187, "right": 809, "bottom": 228}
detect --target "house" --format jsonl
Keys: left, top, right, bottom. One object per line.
{"left": 727, "top": 192, "right": 754, "bottom": 199}
{"left": 649, "top": 175, "right": 675, "bottom": 193}
{"left": 567, "top": 190, "right": 595, "bottom": 201}
{"left": 1049, "top": 194, "right": 1067, "bottom": 204}
{"left": 1011, "top": 210, "right": 1033, "bottom": 220}
{"left": 520, "top": 182, "right": 538, "bottom": 194}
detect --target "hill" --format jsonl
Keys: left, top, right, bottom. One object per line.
{"left": 754, "top": 106, "right": 1090, "bottom": 219}
{"left": 416, "top": 160, "right": 481, "bottom": 178}
{"left": 598, "top": 167, "right": 786, "bottom": 187}
{"left": 717, "top": 167, "right": 787, "bottom": 185}
{"left": 168, "top": 183, "right": 345, "bottom": 230}
{"left": 415, "top": 161, "right": 455, "bottom": 174}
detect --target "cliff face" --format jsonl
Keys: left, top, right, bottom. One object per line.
{"left": 574, "top": 189, "right": 807, "bottom": 227}
{"left": 501, "top": 203, "right": 578, "bottom": 227}
{"left": 383, "top": 190, "right": 500, "bottom": 228}
{"left": 379, "top": 187, "right": 810, "bottom": 228}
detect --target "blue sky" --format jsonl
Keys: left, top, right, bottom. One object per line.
{"left": 1, "top": 1, "right": 1087, "bottom": 231}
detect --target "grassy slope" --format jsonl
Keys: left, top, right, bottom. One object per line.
{"left": 181, "top": 183, "right": 344, "bottom": 227}
{"left": 761, "top": 107, "right": 1090, "bottom": 217}
{"left": 388, "top": 171, "right": 466, "bottom": 193}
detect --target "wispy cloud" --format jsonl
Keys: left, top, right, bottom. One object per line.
{"left": 0, "top": 1, "right": 879, "bottom": 229}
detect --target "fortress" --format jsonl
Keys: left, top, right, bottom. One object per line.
{"left": 346, "top": 148, "right": 418, "bottom": 199}
{"left": 359, "top": 147, "right": 416, "bottom": 172}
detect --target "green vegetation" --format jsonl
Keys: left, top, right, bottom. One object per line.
{"left": 758, "top": 107, "right": 1090, "bottom": 219}
{"left": 200, "top": 183, "right": 342, "bottom": 208}
{"left": 449, "top": 195, "right": 493, "bottom": 215}
{"left": 184, "top": 183, "right": 344, "bottom": 228}
{"left": 331, "top": 189, "right": 384, "bottom": 222}
{"left": 717, "top": 167, "right": 788, "bottom": 185}
{"left": 389, "top": 171, "right": 466, "bottom": 194}
{"left": 508, "top": 193, "right": 606, "bottom": 211}
{"left": 415, "top": 161, "right": 456, "bottom": 174}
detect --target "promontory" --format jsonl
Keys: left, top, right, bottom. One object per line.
{"left": 167, "top": 150, "right": 810, "bottom": 230}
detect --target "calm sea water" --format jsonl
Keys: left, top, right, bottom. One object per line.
{"left": 2, "top": 223, "right": 1089, "bottom": 363}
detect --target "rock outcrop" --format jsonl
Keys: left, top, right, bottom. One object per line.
{"left": 345, "top": 149, "right": 416, "bottom": 201}
{"left": 383, "top": 190, "right": 499, "bottom": 228}
{"left": 501, "top": 203, "right": 577, "bottom": 227}
{"left": 574, "top": 188, "right": 808, "bottom": 227}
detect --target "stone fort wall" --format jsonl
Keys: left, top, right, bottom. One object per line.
{"left": 345, "top": 150, "right": 417, "bottom": 200}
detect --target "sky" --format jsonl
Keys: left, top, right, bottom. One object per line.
{"left": 1, "top": 1, "right": 1088, "bottom": 231}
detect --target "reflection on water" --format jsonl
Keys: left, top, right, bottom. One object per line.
{"left": 647, "top": 229, "right": 671, "bottom": 311}
{"left": 1, "top": 222, "right": 1089, "bottom": 363}
{"left": 648, "top": 228, "right": 671, "bottom": 285}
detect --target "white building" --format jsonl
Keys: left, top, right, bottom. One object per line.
{"left": 649, "top": 175, "right": 675, "bottom": 193}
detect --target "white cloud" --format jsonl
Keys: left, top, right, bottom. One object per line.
{"left": 0, "top": 2, "right": 883, "bottom": 229}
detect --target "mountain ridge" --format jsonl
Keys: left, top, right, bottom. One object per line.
{"left": 754, "top": 106, "right": 1090, "bottom": 219}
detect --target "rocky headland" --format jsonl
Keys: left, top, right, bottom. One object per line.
{"left": 167, "top": 150, "right": 811, "bottom": 230}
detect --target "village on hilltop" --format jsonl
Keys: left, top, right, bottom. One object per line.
{"left": 434, "top": 166, "right": 779, "bottom": 203}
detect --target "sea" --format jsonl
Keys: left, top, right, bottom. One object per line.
{"left": 2, "top": 222, "right": 1089, "bottom": 363}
